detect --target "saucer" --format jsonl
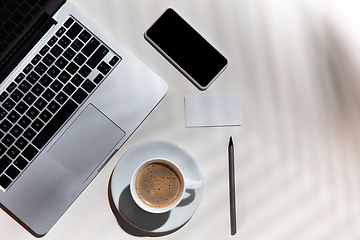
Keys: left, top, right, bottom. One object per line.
{"left": 110, "top": 140, "right": 204, "bottom": 233}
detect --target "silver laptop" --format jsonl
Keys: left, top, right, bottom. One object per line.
{"left": 0, "top": 0, "right": 168, "bottom": 236}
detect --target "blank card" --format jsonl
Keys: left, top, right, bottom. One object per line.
{"left": 185, "top": 95, "right": 241, "bottom": 127}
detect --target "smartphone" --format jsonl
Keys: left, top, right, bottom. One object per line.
{"left": 145, "top": 8, "right": 228, "bottom": 90}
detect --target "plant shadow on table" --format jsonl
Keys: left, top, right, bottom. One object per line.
{"left": 108, "top": 177, "right": 195, "bottom": 237}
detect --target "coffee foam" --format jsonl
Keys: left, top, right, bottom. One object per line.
{"left": 135, "top": 162, "right": 182, "bottom": 208}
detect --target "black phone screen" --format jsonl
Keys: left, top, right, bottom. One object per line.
{"left": 145, "top": 8, "right": 228, "bottom": 90}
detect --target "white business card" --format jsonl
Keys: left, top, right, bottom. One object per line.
{"left": 185, "top": 95, "right": 241, "bottom": 127}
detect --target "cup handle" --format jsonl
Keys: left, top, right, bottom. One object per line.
{"left": 185, "top": 179, "right": 203, "bottom": 189}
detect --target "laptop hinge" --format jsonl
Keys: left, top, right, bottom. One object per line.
{"left": 0, "top": 14, "right": 57, "bottom": 85}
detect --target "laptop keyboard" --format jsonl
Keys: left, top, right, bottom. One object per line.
{"left": 0, "top": 0, "right": 50, "bottom": 54}
{"left": 0, "top": 17, "right": 121, "bottom": 191}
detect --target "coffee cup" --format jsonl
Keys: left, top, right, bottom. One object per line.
{"left": 130, "top": 158, "right": 203, "bottom": 214}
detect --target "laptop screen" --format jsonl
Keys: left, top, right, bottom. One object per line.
{"left": 0, "top": 0, "right": 65, "bottom": 84}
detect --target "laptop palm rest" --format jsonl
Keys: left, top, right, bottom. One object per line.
{"left": 48, "top": 104, "right": 125, "bottom": 182}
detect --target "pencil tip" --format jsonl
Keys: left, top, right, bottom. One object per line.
{"left": 229, "top": 136, "right": 233, "bottom": 146}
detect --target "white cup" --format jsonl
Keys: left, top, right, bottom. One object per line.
{"left": 130, "top": 158, "right": 202, "bottom": 214}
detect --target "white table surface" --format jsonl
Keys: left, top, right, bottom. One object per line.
{"left": 2, "top": 0, "right": 360, "bottom": 239}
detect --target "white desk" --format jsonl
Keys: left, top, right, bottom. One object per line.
{"left": 2, "top": 0, "right": 360, "bottom": 239}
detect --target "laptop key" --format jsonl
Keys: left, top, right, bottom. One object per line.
{"left": 23, "top": 128, "right": 36, "bottom": 141}
{"left": 72, "top": 88, "right": 87, "bottom": 104}
{"left": 55, "top": 92, "right": 68, "bottom": 104}
{"left": 10, "top": 125, "right": 23, "bottom": 138}
{"left": 39, "top": 74, "right": 52, "bottom": 87}
{"left": 43, "top": 53, "right": 55, "bottom": 66}
{"left": 8, "top": 110, "right": 20, "bottom": 123}
{"left": 12, "top": 17, "right": 22, "bottom": 27}
{"left": 47, "top": 65, "right": 61, "bottom": 78}
{"left": 97, "top": 61, "right": 111, "bottom": 75}
{"left": 24, "top": 92, "right": 36, "bottom": 105}
{"left": 14, "top": 73, "right": 25, "bottom": 83}
{"left": 34, "top": 97, "right": 47, "bottom": 110}
{"left": 0, "top": 9, "right": 11, "bottom": 22}
{"left": 58, "top": 71, "right": 71, "bottom": 83}
{"left": 23, "top": 63, "right": 33, "bottom": 74}
{"left": 19, "top": 80, "right": 31, "bottom": 93}
{"left": 6, "top": 1, "right": 19, "bottom": 12}
{"left": 15, "top": 101, "right": 28, "bottom": 114}
{"left": 27, "top": 0, "right": 38, "bottom": 7}
{"left": 39, "top": 0, "right": 49, "bottom": 7}
{"left": 71, "top": 74, "right": 84, "bottom": 86}
{"left": 39, "top": 109, "right": 52, "bottom": 123}
{"left": 0, "top": 92, "right": 9, "bottom": 102}
{"left": 7, "top": 146, "right": 20, "bottom": 160}
{"left": 14, "top": 156, "right": 28, "bottom": 170}
{"left": 79, "top": 65, "right": 91, "bottom": 78}
{"left": 63, "top": 83, "right": 76, "bottom": 96}
{"left": 55, "top": 56, "right": 68, "bottom": 69}
{"left": 82, "top": 79, "right": 95, "bottom": 93}
{"left": 32, "top": 99, "right": 77, "bottom": 149}
{"left": 26, "top": 106, "right": 40, "bottom": 119}
{"left": 31, "top": 119, "right": 44, "bottom": 132}
{"left": 0, "top": 107, "right": 7, "bottom": 120}
{"left": 2, "top": 134, "right": 15, "bottom": 147}
{"left": 31, "top": 83, "right": 45, "bottom": 96}
{"left": 50, "top": 80, "right": 63, "bottom": 92}
{"left": 6, "top": 33, "right": 16, "bottom": 44}
{"left": 58, "top": 35, "right": 71, "bottom": 49}
{"left": 47, "top": 100, "right": 60, "bottom": 114}
{"left": 93, "top": 73, "right": 103, "bottom": 84}
{"left": 10, "top": 89, "right": 24, "bottom": 102}
{"left": 56, "top": 27, "right": 66, "bottom": 37}
{"left": 26, "top": 71, "right": 40, "bottom": 84}
{"left": 74, "top": 53, "right": 86, "bottom": 66}
{"left": 66, "top": 22, "right": 82, "bottom": 39}
{"left": 6, "top": 165, "right": 20, "bottom": 179}
{"left": 34, "top": 62, "right": 48, "bottom": 75}
{"left": 39, "top": 45, "right": 50, "bottom": 56}
{"left": 23, "top": 15, "right": 33, "bottom": 26}
{"left": 66, "top": 62, "right": 79, "bottom": 75}
{"left": 3, "top": 98, "right": 16, "bottom": 111}
{"left": 86, "top": 45, "right": 109, "bottom": 69}
{"left": 31, "top": 6, "right": 41, "bottom": 16}
{"left": 0, "top": 155, "right": 11, "bottom": 173}
{"left": 79, "top": 30, "right": 91, "bottom": 43}
{"left": 47, "top": 36, "right": 57, "bottom": 47}
{"left": 18, "top": 116, "right": 31, "bottom": 129}
{"left": 22, "top": 144, "right": 38, "bottom": 161}
{"left": 63, "top": 48, "right": 76, "bottom": 60}
{"left": 0, "top": 119, "right": 12, "bottom": 132}
{"left": 71, "top": 39, "right": 83, "bottom": 52}
{"left": 0, "top": 143, "right": 7, "bottom": 156}
{"left": 64, "top": 18, "right": 74, "bottom": 28}
{"left": 109, "top": 56, "right": 120, "bottom": 66}
{"left": 42, "top": 89, "right": 55, "bottom": 101}
{"left": 0, "top": 174, "right": 12, "bottom": 189}
{"left": 15, "top": 137, "right": 28, "bottom": 150}
{"left": 50, "top": 45, "right": 63, "bottom": 58}
{"left": 82, "top": 37, "right": 99, "bottom": 57}
{"left": 0, "top": 43, "right": 8, "bottom": 54}
{"left": 6, "top": 82, "right": 17, "bottom": 93}
{"left": 31, "top": 54, "right": 42, "bottom": 65}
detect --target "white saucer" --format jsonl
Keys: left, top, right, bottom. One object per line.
{"left": 110, "top": 140, "right": 204, "bottom": 233}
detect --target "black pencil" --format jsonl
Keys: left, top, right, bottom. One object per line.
{"left": 228, "top": 136, "right": 237, "bottom": 235}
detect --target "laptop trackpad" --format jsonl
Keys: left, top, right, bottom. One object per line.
{"left": 48, "top": 104, "right": 125, "bottom": 182}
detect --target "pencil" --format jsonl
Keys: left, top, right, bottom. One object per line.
{"left": 228, "top": 136, "right": 237, "bottom": 235}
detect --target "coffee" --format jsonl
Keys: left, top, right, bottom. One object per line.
{"left": 135, "top": 162, "right": 182, "bottom": 208}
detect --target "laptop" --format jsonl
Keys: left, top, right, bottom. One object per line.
{"left": 0, "top": 0, "right": 168, "bottom": 236}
